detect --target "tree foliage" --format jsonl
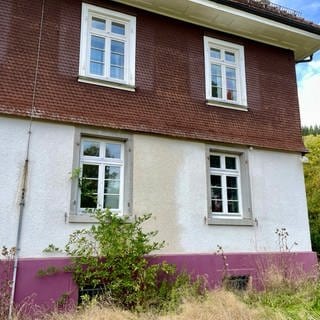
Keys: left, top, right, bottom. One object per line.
{"left": 303, "top": 135, "right": 320, "bottom": 253}
{"left": 302, "top": 125, "right": 320, "bottom": 136}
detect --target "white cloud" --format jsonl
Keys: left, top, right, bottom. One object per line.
{"left": 298, "top": 72, "right": 320, "bottom": 126}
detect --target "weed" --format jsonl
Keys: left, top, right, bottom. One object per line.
{"left": 0, "top": 246, "right": 16, "bottom": 319}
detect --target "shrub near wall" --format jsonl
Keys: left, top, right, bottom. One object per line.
{"left": 42, "top": 210, "right": 203, "bottom": 312}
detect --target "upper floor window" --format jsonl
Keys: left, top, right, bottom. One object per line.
{"left": 79, "top": 4, "right": 136, "bottom": 90}
{"left": 204, "top": 37, "right": 247, "bottom": 109}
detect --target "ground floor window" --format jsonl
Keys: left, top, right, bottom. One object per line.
{"left": 79, "top": 138, "right": 124, "bottom": 213}
{"left": 210, "top": 153, "right": 242, "bottom": 216}
{"left": 207, "top": 146, "right": 253, "bottom": 226}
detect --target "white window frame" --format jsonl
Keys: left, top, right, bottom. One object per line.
{"left": 79, "top": 138, "right": 125, "bottom": 214}
{"left": 209, "top": 153, "right": 243, "bottom": 217}
{"left": 69, "top": 128, "right": 133, "bottom": 223}
{"left": 79, "top": 3, "right": 136, "bottom": 91}
{"left": 206, "top": 145, "right": 253, "bottom": 226}
{"left": 204, "top": 36, "right": 247, "bottom": 109}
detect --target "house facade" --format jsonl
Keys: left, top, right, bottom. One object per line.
{"left": 1, "top": 0, "right": 320, "bottom": 308}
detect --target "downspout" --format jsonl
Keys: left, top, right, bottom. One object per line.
{"left": 296, "top": 54, "right": 313, "bottom": 64}
{"left": 8, "top": 1, "right": 45, "bottom": 319}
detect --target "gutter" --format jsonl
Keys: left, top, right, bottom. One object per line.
{"left": 210, "top": 0, "right": 320, "bottom": 36}
{"left": 296, "top": 54, "right": 313, "bottom": 64}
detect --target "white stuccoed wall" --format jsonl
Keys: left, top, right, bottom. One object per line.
{"left": 133, "top": 135, "right": 311, "bottom": 253}
{"left": 0, "top": 117, "right": 312, "bottom": 257}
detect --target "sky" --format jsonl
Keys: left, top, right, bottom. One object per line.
{"left": 273, "top": 0, "right": 320, "bottom": 126}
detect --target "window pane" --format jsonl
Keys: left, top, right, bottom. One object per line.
{"left": 91, "top": 36, "right": 105, "bottom": 49}
{"left": 105, "top": 143, "right": 121, "bottom": 158}
{"left": 105, "top": 166, "right": 120, "bottom": 179}
{"left": 227, "top": 188, "right": 238, "bottom": 201}
{"left": 111, "top": 22, "right": 125, "bottom": 35}
{"left": 225, "top": 157, "right": 236, "bottom": 169}
{"left": 92, "top": 17, "right": 105, "bottom": 30}
{"left": 83, "top": 141, "right": 100, "bottom": 156}
{"left": 211, "top": 175, "right": 221, "bottom": 187}
{"left": 210, "top": 155, "right": 221, "bottom": 168}
{"left": 212, "top": 188, "right": 222, "bottom": 199}
{"left": 82, "top": 179, "right": 98, "bottom": 191}
{"left": 110, "top": 66, "right": 124, "bottom": 79}
{"left": 111, "top": 53, "right": 124, "bottom": 67}
{"left": 82, "top": 164, "right": 99, "bottom": 178}
{"left": 212, "top": 86, "right": 222, "bottom": 99}
{"left": 227, "top": 79, "right": 236, "bottom": 91}
{"left": 211, "top": 75, "right": 222, "bottom": 88}
{"left": 225, "top": 51, "right": 235, "bottom": 62}
{"left": 227, "top": 176, "right": 237, "bottom": 188}
{"left": 104, "top": 180, "right": 120, "bottom": 194}
{"left": 80, "top": 193, "right": 97, "bottom": 208}
{"left": 210, "top": 48, "right": 221, "bottom": 59}
{"left": 212, "top": 200, "right": 223, "bottom": 212}
{"left": 228, "top": 201, "right": 239, "bottom": 213}
{"left": 90, "top": 62, "right": 104, "bottom": 76}
{"left": 227, "top": 90, "right": 237, "bottom": 101}
{"left": 226, "top": 67, "right": 236, "bottom": 79}
{"left": 104, "top": 195, "right": 119, "bottom": 209}
{"left": 211, "top": 64, "right": 221, "bottom": 76}
{"left": 111, "top": 40, "right": 124, "bottom": 55}
{"left": 91, "top": 49, "right": 104, "bottom": 63}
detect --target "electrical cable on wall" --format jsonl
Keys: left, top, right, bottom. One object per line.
{"left": 8, "top": 0, "right": 46, "bottom": 319}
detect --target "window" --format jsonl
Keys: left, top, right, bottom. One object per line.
{"left": 69, "top": 129, "right": 132, "bottom": 223}
{"left": 207, "top": 146, "right": 253, "bottom": 226}
{"left": 79, "top": 3, "right": 136, "bottom": 90}
{"left": 210, "top": 153, "right": 242, "bottom": 216}
{"left": 204, "top": 37, "right": 247, "bottom": 109}
{"left": 79, "top": 138, "right": 124, "bottom": 213}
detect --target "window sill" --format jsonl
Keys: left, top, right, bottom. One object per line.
{"left": 208, "top": 216, "right": 254, "bottom": 226}
{"left": 68, "top": 214, "right": 98, "bottom": 223}
{"left": 78, "top": 75, "right": 136, "bottom": 92}
{"left": 206, "top": 99, "right": 248, "bottom": 111}
{"left": 68, "top": 213, "right": 135, "bottom": 224}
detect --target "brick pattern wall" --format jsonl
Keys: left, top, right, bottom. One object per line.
{"left": 0, "top": 0, "right": 305, "bottom": 152}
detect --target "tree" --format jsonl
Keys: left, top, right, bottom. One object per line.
{"left": 303, "top": 135, "right": 320, "bottom": 253}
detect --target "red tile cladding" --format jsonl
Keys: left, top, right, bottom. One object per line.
{"left": 0, "top": 0, "right": 305, "bottom": 152}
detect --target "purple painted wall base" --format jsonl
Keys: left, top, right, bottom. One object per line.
{"left": 0, "top": 251, "right": 317, "bottom": 312}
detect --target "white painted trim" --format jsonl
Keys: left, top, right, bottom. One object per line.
{"left": 79, "top": 3, "right": 136, "bottom": 87}
{"left": 113, "top": 0, "right": 320, "bottom": 60}
{"left": 69, "top": 128, "right": 133, "bottom": 223}
{"left": 204, "top": 36, "right": 247, "bottom": 108}
{"left": 206, "top": 100, "right": 248, "bottom": 111}
{"left": 78, "top": 76, "right": 136, "bottom": 91}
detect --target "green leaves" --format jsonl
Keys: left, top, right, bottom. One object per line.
{"left": 63, "top": 209, "right": 179, "bottom": 310}
{"left": 304, "top": 135, "right": 320, "bottom": 253}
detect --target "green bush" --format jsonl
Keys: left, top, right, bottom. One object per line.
{"left": 58, "top": 209, "right": 203, "bottom": 311}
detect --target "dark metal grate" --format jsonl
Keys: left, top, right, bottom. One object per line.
{"left": 78, "top": 285, "right": 105, "bottom": 304}
{"left": 224, "top": 275, "right": 250, "bottom": 291}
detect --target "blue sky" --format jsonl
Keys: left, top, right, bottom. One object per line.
{"left": 274, "top": 0, "right": 320, "bottom": 126}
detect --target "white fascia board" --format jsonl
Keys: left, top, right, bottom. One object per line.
{"left": 112, "top": 0, "right": 320, "bottom": 60}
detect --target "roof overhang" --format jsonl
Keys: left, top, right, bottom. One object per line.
{"left": 112, "top": 0, "right": 320, "bottom": 60}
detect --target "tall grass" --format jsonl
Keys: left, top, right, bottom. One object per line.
{"left": 34, "top": 263, "right": 320, "bottom": 320}
{"left": 33, "top": 290, "right": 284, "bottom": 320}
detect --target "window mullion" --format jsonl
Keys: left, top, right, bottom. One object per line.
{"left": 97, "top": 142, "right": 104, "bottom": 209}
{"left": 222, "top": 174, "right": 228, "bottom": 214}
{"left": 221, "top": 62, "right": 227, "bottom": 101}
{"left": 97, "top": 163, "right": 105, "bottom": 209}
{"left": 105, "top": 36, "right": 110, "bottom": 79}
